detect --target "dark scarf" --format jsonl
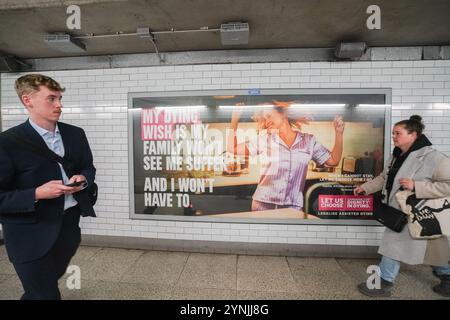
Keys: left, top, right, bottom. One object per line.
{"left": 385, "top": 134, "right": 432, "bottom": 200}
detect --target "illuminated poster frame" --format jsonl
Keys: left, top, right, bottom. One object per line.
{"left": 128, "top": 88, "right": 391, "bottom": 225}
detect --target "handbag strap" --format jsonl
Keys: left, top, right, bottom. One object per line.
{"left": 385, "top": 156, "right": 398, "bottom": 205}
{"left": 2, "top": 130, "right": 74, "bottom": 172}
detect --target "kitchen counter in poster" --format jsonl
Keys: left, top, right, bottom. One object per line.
{"left": 209, "top": 171, "right": 347, "bottom": 187}
{"left": 212, "top": 173, "right": 259, "bottom": 186}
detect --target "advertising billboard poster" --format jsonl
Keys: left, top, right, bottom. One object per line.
{"left": 129, "top": 89, "right": 390, "bottom": 222}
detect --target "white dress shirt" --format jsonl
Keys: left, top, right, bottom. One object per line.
{"left": 29, "top": 119, "right": 78, "bottom": 211}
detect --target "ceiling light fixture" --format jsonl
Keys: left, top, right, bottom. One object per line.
{"left": 44, "top": 33, "right": 86, "bottom": 53}
{"left": 154, "top": 105, "right": 207, "bottom": 110}
{"left": 290, "top": 104, "right": 347, "bottom": 108}
{"left": 218, "top": 105, "right": 274, "bottom": 109}
{"left": 220, "top": 22, "right": 250, "bottom": 45}
{"left": 334, "top": 42, "right": 367, "bottom": 59}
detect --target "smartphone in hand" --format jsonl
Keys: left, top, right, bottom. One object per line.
{"left": 65, "top": 181, "right": 85, "bottom": 187}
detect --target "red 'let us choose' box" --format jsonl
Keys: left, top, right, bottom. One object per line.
{"left": 318, "top": 195, "right": 373, "bottom": 211}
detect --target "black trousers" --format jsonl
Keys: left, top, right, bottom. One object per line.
{"left": 13, "top": 206, "right": 81, "bottom": 300}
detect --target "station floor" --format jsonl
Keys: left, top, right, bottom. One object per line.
{"left": 0, "top": 244, "right": 448, "bottom": 300}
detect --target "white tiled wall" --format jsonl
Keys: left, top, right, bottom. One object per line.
{"left": 1, "top": 60, "right": 450, "bottom": 247}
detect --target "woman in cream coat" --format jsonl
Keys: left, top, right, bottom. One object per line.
{"left": 355, "top": 115, "right": 450, "bottom": 297}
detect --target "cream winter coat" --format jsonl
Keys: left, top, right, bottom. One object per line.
{"left": 361, "top": 146, "right": 450, "bottom": 265}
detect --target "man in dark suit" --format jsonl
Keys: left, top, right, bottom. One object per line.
{"left": 0, "top": 74, "right": 96, "bottom": 299}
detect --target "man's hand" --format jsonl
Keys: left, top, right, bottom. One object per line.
{"left": 66, "top": 175, "right": 88, "bottom": 193}
{"left": 35, "top": 180, "right": 76, "bottom": 200}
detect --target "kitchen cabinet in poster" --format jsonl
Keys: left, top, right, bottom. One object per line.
{"left": 129, "top": 89, "right": 390, "bottom": 222}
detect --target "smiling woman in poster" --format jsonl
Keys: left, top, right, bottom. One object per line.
{"left": 227, "top": 100, "right": 345, "bottom": 212}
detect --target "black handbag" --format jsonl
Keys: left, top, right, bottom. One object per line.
{"left": 2, "top": 131, "right": 98, "bottom": 206}
{"left": 373, "top": 202, "right": 407, "bottom": 232}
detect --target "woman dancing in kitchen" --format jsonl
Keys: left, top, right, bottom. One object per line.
{"left": 227, "top": 100, "right": 345, "bottom": 211}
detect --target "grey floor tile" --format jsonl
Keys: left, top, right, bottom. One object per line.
{"left": 121, "top": 251, "right": 189, "bottom": 285}
{"left": 335, "top": 258, "right": 380, "bottom": 283}
{"left": 61, "top": 280, "right": 172, "bottom": 300}
{"left": 57, "top": 246, "right": 104, "bottom": 281}
{"left": 0, "top": 258, "right": 15, "bottom": 275}
{"left": 0, "top": 274, "right": 12, "bottom": 285}
{"left": 399, "top": 264, "right": 450, "bottom": 299}
{"left": 0, "top": 245, "right": 7, "bottom": 260}
{"left": 0, "top": 275, "right": 22, "bottom": 300}
{"left": 287, "top": 257, "right": 361, "bottom": 299}
{"left": 237, "top": 255, "right": 297, "bottom": 292}
{"left": 170, "top": 287, "right": 237, "bottom": 300}
{"left": 70, "top": 246, "right": 103, "bottom": 264}
{"left": 237, "top": 290, "right": 309, "bottom": 300}
{"left": 290, "top": 273, "right": 359, "bottom": 298}
{"left": 176, "top": 253, "right": 237, "bottom": 290}
{"left": 77, "top": 248, "right": 145, "bottom": 282}
{"left": 287, "top": 257, "right": 346, "bottom": 276}
{"left": 401, "top": 264, "right": 438, "bottom": 283}
{"left": 392, "top": 270, "right": 445, "bottom": 299}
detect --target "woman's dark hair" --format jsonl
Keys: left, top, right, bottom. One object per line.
{"left": 395, "top": 115, "right": 425, "bottom": 136}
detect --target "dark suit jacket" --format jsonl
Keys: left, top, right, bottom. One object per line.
{"left": 0, "top": 120, "right": 96, "bottom": 263}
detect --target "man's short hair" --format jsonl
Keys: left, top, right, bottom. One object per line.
{"left": 14, "top": 74, "right": 65, "bottom": 100}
